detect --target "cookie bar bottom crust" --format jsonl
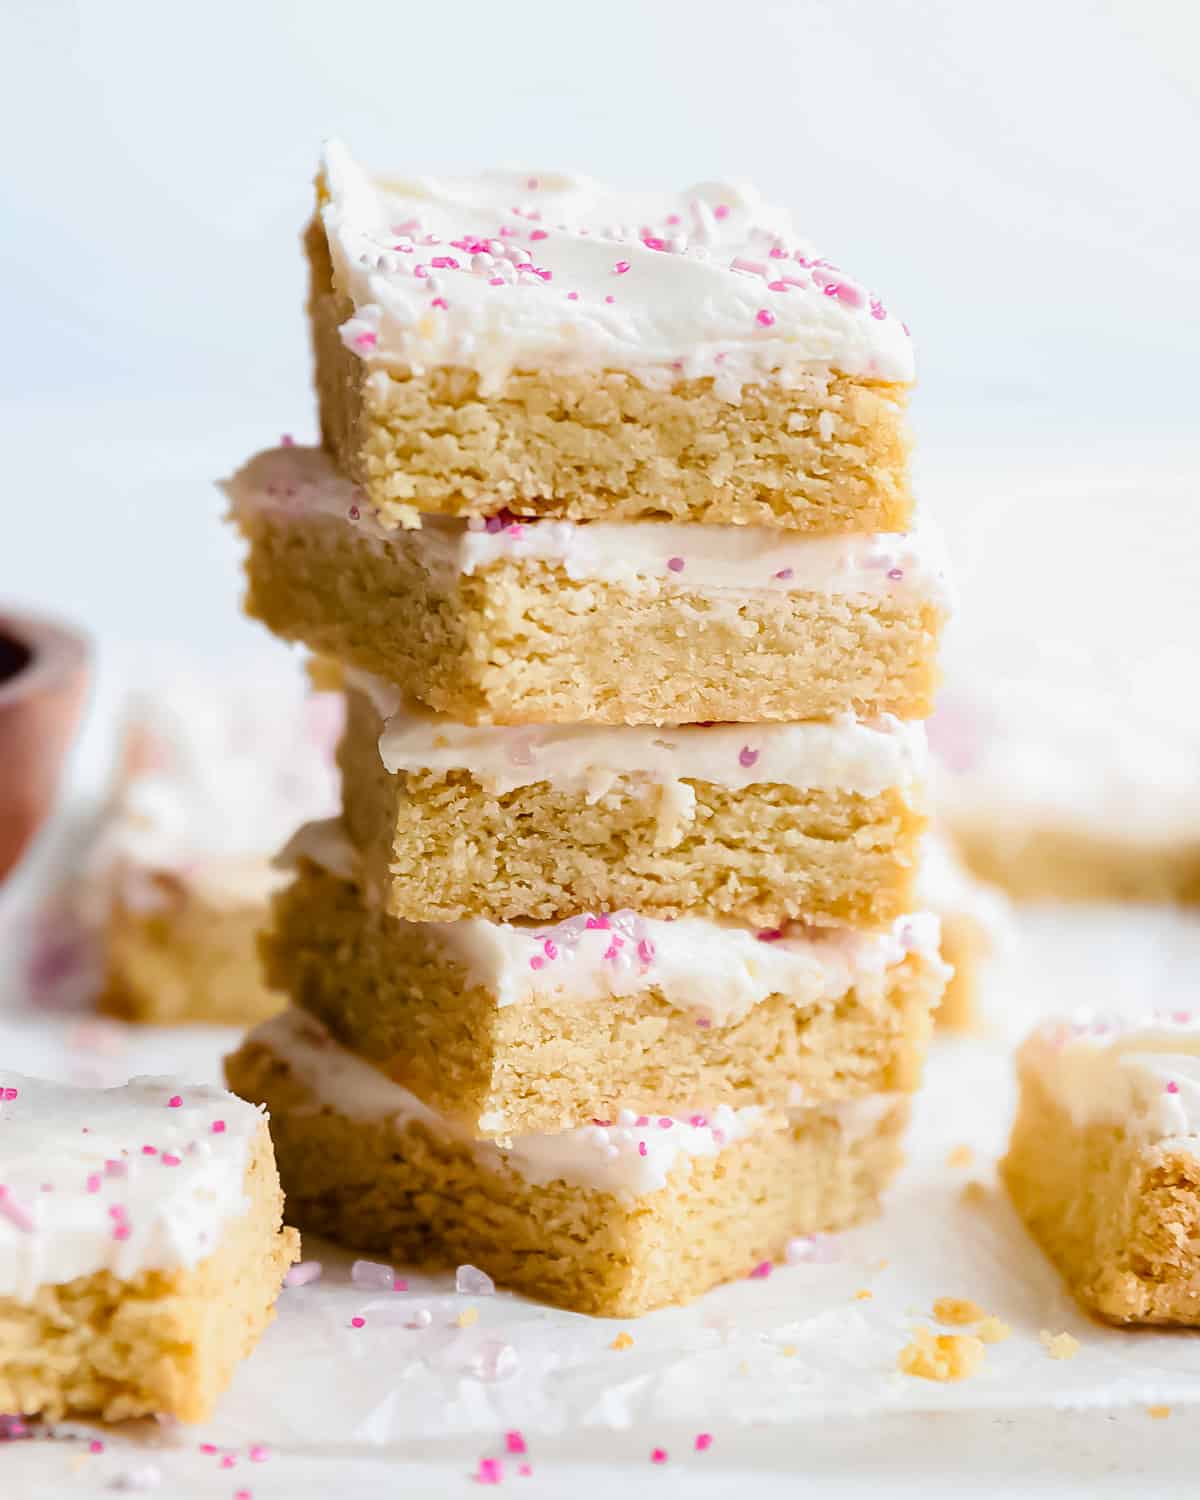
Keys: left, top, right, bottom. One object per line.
{"left": 241, "top": 507, "right": 943, "bottom": 726}
{"left": 952, "top": 826, "right": 1200, "bottom": 906}
{"left": 340, "top": 692, "right": 926, "bottom": 929}
{"left": 0, "top": 1125, "right": 298, "bottom": 1422}
{"left": 98, "top": 891, "right": 285, "bottom": 1027}
{"left": 307, "top": 231, "right": 912, "bottom": 534}
{"left": 226, "top": 1026, "right": 908, "bottom": 1318}
{"left": 1003, "top": 1066, "right": 1200, "bottom": 1325}
{"left": 266, "top": 861, "right": 942, "bottom": 1136}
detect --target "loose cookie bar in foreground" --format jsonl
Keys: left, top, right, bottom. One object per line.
{"left": 1004, "top": 1016, "right": 1200, "bottom": 1324}
{"left": 338, "top": 683, "right": 929, "bottom": 928}
{"left": 266, "top": 826, "right": 947, "bottom": 1136}
{"left": 0, "top": 1075, "right": 298, "bottom": 1421}
{"left": 228, "top": 445, "right": 949, "bottom": 726}
{"left": 226, "top": 1009, "right": 907, "bottom": 1317}
{"left": 308, "top": 142, "right": 915, "bottom": 534}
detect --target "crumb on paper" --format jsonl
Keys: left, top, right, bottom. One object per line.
{"left": 1039, "top": 1329, "right": 1080, "bottom": 1361}
{"left": 946, "top": 1145, "right": 974, "bottom": 1168}
{"left": 976, "top": 1315, "right": 1011, "bottom": 1344}
{"left": 875, "top": 1259, "right": 889, "bottom": 1271}
{"left": 610, "top": 1331, "right": 634, "bottom": 1351}
{"left": 897, "top": 1326, "right": 985, "bottom": 1382}
{"left": 932, "top": 1296, "right": 985, "bottom": 1326}
{"left": 1148, "top": 1405, "right": 1171, "bottom": 1420}
{"left": 855, "top": 1288, "right": 873, "bottom": 1301}
{"left": 456, "top": 1307, "right": 479, "bottom": 1329}
{"left": 781, "top": 1344, "right": 797, "bottom": 1357}
{"left": 961, "top": 1180, "right": 989, "bottom": 1207}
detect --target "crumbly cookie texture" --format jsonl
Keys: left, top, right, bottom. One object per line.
{"left": 897, "top": 1326, "right": 985, "bottom": 1382}
{"left": 1003, "top": 1016, "right": 1200, "bottom": 1324}
{"left": 99, "top": 876, "right": 284, "bottom": 1026}
{"left": 0, "top": 1079, "right": 297, "bottom": 1421}
{"left": 263, "top": 855, "right": 945, "bottom": 1137}
{"left": 236, "top": 507, "right": 944, "bottom": 727}
{"left": 338, "top": 689, "right": 927, "bottom": 928}
{"left": 305, "top": 149, "right": 914, "bottom": 531}
{"left": 226, "top": 1010, "right": 908, "bottom": 1318}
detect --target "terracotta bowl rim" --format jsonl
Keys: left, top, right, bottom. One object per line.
{"left": 0, "top": 609, "right": 91, "bottom": 710}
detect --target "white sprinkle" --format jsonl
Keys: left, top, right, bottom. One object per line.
{"left": 456, "top": 1264, "right": 496, "bottom": 1297}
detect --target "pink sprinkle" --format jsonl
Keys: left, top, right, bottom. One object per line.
{"left": 638, "top": 1142, "right": 648, "bottom": 1157}
{"left": 695, "top": 1433, "right": 713, "bottom": 1451}
{"left": 161, "top": 1153, "right": 182, "bottom": 1168}
{"left": 613, "top": 260, "right": 631, "bottom": 275}
{"left": 651, "top": 1448, "right": 668, "bottom": 1465}
{"left": 749, "top": 1260, "right": 773, "bottom": 1280}
{"left": 642, "top": 237, "right": 667, "bottom": 252}
{"left": 142, "top": 1145, "right": 157, "bottom": 1156}
{"left": 351, "top": 1316, "right": 366, "bottom": 1328}
{"left": 505, "top": 1431, "right": 527, "bottom": 1455}
{"left": 348, "top": 504, "right": 360, "bottom": 521}
{"left": 104, "top": 1159, "right": 125, "bottom": 1177}
{"left": 530, "top": 229, "right": 548, "bottom": 241}
{"left": 667, "top": 213, "right": 681, "bottom": 226}
{"left": 489, "top": 277, "right": 505, "bottom": 286}
{"left": 280, "top": 433, "right": 295, "bottom": 446}
{"left": 757, "top": 928, "right": 783, "bottom": 943}
{"left": 769, "top": 246, "right": 787, "bottom": 259}
{"left": 518, "top": 1464, "right": 532, "bottom": 1477}
{"left": 604, "top": 294, "right": 615, "bottom": 304}
{"left": 636, "top": 1116, "right": 650, "bottom": 1127}
{"left": 586, "top": 914, "right": 611, "bottom": 930}
{"left": 689, "top": 1114, "right": 709, "bottom": 1127}
{"left": 666, "top": 556, "right": 685, "bottom": 573}
{"left": 767, "top": 280, "right": 792, "bottom": 293}
{"left": 220, "top": 1455, "right": 236, "bottom": 1469}
{"left": 637, "top": 938, "right": 656, "bottom": 964}
{"left": 235, "top": 1492, "right": 252, "bottom": 1500}
{"left": 738, "top": 746, "right": 759, "bottom": 768}
{"left": 887, "top": 567, "right": 904, "bottom": 581}
{"left": 0, "top": 1188, "right": 34, "bottom": 1233}
{"left": 413, "top": 265, "right": 429, "bottom": 278}
{"left": 543, "top": 940, "right": 558, "bottom": 960}
{"left": 603, "top": 942, "right": 621, "bottom": 962}
{"left": 354, "top": 331, "right": 377, "bottom": 350}
{"left": 566, "top": 291, "right": 580, "bottom": 300}
{"left": 755, "top": 308, "right": 776, "bottom": 327}
{"left": 476, "top": 1457, "right": 503, "bottom": 1485}
{"left": 774, "top": 567, "right": 794, "bottom": 580}
{"left": 0, "top": 1088, "right": 18, "bottom": 1102}
{"left": 431, "top": 297, "right": 449, "bottom": 310}
{"left": 200, "top": 1444, "right": 218, "bottom": 1455}
{"left": 696, "top": 1017, "right": 712, "bottom": 1028}
{"left": 86, "top": 1173, "right": 101, "bottom": 1194}
{"left": 870, "top": 297, "right": 887, "bottom": 320}
{"left": 1167, "top": 1081, "right": 1180, "bottom": 1094}
{"left": 529, "top": 955, "right": 545, "bottom": 971}
{"left": 211, "top": 1120, "right": 226, "bottom": 1134}
{"left": 657, "top": 1118, "right": 674, "bottom": 1130}
{"left": 249, "top": 1444, "right": 270, "bottom": 1462}
{"left": 113, "top": 1224, "right": 131, "bottom": 1241}
{"left": 284, "top": 1260, "right": 322, "bottom": 1288}
{"left": 430, "top": 256, "right": 459, "bottom": 270}
{"left": 167, "top": 1095, "right": 182, "bottom": 1108}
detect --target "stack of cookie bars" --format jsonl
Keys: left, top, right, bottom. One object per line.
{"left": 225, "top": 143, "right": 952, "bottom": 1316}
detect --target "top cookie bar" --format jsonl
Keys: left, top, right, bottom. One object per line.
{"left": 309, "top": 142, "right": 915, "bottom": 532}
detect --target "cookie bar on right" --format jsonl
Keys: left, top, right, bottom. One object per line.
{"left": 1003, "top": 1015, "right": 1200, "bottom": 1324}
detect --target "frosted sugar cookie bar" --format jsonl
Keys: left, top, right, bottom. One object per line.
{"left": 228, "top": 446, "right": 948, "bottom": 726}
{"left": 37, "top": 672, "right": 341, "bottom": 1024}
{"left": 265, "top": 823, "right": 947, "bottom": 1136}
{"left": 338, "top": 682, "right": 929, "bottom": 927}
{"left": 226, "top": 1009, "right": 907, "bottom": 1317}
{"left": 0, "top": 1074, "right": 297, "bottom": 1421}
{"left": 307, "top": 142, "right": 915, "bottom": 533}
{"left": 1004, "top": 1015, "right": 1200, "bottom": 1324}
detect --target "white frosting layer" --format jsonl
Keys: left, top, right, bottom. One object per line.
{"left": 932, "top": 645, "right": 1200, "bottom": 845}
{"left": 319, "top": 141, "right": 914, "bottom": 399}
{"left": 226, "top": 445, "right": 951, "bottom": 606}
{"left": 1023, "top": 1013, "right": 1200, "bottom": 1147}
{"left": 352, "top": 671, "right": 927, "bottom": 803}
{"left": 89, "top": 671, "right": 343, "bottom": 909}
{"left": 279, "top": 819, "right": 943, "bottom": 1029}
{"left": 0, "top": 1074, "right": 260, "bottom": 1302}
